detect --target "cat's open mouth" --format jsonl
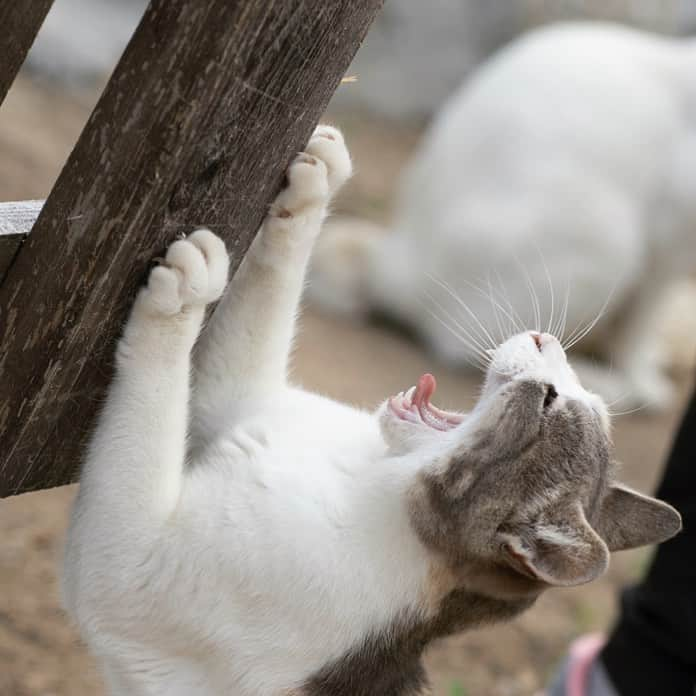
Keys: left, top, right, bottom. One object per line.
{"left": 388, "top": 373, "right": 464, "bottom": 431}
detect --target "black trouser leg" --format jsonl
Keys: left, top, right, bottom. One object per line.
{"left": 601, "top": 386, "right": 696, "bottom": 695}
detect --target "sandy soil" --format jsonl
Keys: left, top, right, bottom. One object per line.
{"left": 0, "top": 77, "right": 691, "bottom": 696}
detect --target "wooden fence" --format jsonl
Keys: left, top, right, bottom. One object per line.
{"left": 0, "top": 0, "right": 384, "bottom": 498}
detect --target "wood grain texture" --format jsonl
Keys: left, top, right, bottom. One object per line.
{"left": 0, "top": 1, "right": 55, "bottom": 105}
{"left": 0, "top": 0, "right": 384, "bottom": 497}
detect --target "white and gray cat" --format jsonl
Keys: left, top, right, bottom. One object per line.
{"left": 63, "top": 125, "right": 680, "bottom": 696}
{"left": 310, "top": 22, "right": 696, "bottom": 410}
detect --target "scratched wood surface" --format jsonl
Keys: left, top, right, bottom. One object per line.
{"left": 0, "top": 0, "right": 384, "bottom": 497}
{"left": 0, "top": 1, "right": 55, "bottom": 105}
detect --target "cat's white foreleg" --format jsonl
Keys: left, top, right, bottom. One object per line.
{"left": 78, "top": 231, "right": 228, "bottom": 521}
{"left": 191, "top": 126, "right": 351, "bottom": 436}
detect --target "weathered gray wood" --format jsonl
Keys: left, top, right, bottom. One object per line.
{"left": 0, "top": 1, "right": 55, "bottom": 105}
{"left": 0, "top": 0, "right": 384, "bottom": 498}
{"left": 0, "top": 201, "right": 43, "bottom": 236}
{"left": 0, "top": 201, "right": 43, "bottom": 279}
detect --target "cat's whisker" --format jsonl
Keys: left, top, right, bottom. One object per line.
{"left": 548, "top": 270, "right": 564, "bottom": 339}
{"left": 486, "top": 272, "right": 507, "bottom": 344}
{"left": 450, "top": 272, "right": 522, "bottom": 342}
{"left": 608, "top": 402, "right": 652, "bottom": 417}
{"left": 606, "top": 392, "right": 630, "bottom": 413}
{"left": 426, "top": 274, "right": 499, "bottom": 351}
{"left": 421, "top": 291, "right": 493, "bottom": 361}
{"left": 422, "top": 316, "right": 491, "bottom": 370}
{"left": 556, "top": 277, "right": 571, "bottom": 343}
{"left": 605, "top": 391, "right": 634, "bottom": 409}
{"left": 419, "top": 295, "right": 492, "bottom": 369}
{"left": 562, "top": 283, "right": 611, "bottom": 349}
{"left": 535, "top": 244, "right": 555, "bottom": 336}
{"left": 563, "top": 284, "right": 616, "bottom": 351}
{"left": 494, "top": 269, "right": 527, "bottom": 335}
{"left": 421, "top": 281, "right": 492, "bottom": 356}
{"left": 560, "top": 313, "right": 586, "bottom": 352}
{"left": 513, "top": 255, "right": 542, "bottom": 333}
{"left": 425, "top": 311, "right": 492, "bottom": 372}
{"left": 426, "top": 275, "right": 498, "bottom": 352}
{"left": 464, "top": 274, "right": 523, "bottom": 339}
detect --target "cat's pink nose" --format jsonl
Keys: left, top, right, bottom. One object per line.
{"left": 530, "top": 331, "right": 556, "bottom": 351}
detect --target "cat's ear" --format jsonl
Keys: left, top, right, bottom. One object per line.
{"left": 500, "top": 501, "right": 609, "bottom": 587}
{"left": 594, "top": 483, "right": 681, "bottom": 552}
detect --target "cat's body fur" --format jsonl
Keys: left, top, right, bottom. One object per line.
{"left": 63, "top": 126, "right": 680, "bottom": 696}
{"left": 309, "top": 23, "right": 696, "bottom": 409}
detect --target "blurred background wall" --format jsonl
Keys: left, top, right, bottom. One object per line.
{"left": 334, "top": 0, "right": 696, "bottom": 120}
{"left": 23, "top": 0, "right": 696, "bottom": 119}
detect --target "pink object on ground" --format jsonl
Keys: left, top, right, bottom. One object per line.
{"left": 567, "top": 634, "right": 607, "bottom": 696}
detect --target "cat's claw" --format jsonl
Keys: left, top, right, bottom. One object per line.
{"left": 142, "top": 229, "right": 229, "bottom": 316}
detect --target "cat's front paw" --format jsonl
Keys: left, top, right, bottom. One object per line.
{"left": 142, "top": 229, "right": 229, "bottom": 316}
{"left": 306, "top": 125, "right": 352, "bottom": 193}
{"left": 269, "top": 125, "right": 352, "bottom": 220}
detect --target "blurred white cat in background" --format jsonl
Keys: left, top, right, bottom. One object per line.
{"left": 310, "top": 22, "right": 696, "bottom": 410}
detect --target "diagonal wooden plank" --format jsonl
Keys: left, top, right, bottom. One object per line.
{"left": 0, "top": 0, "right": 384, "bottom": 497}
{"left": 0, "top": 2, "right": 55, "bottom": 105}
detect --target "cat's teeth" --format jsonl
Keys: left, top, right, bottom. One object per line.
{"left": 420, "top": 405, "right": 448, "bottom": 431}
{"left": 405, "top": 386, "right": 416, "bottom": 401}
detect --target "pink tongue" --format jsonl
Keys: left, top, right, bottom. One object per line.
{"left": 413, "top": 373, "right": 436, "bottom": 408}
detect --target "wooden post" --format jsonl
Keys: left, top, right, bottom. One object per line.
{"left": 0, "top": 0, "right": 384, "bottom": 498}
{"left": 0, "top": 1, "right": 55, "bottom": 104}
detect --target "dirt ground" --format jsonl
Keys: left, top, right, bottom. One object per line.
{"left": 0, "top": 77, "right": 691, "bottom": 696}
